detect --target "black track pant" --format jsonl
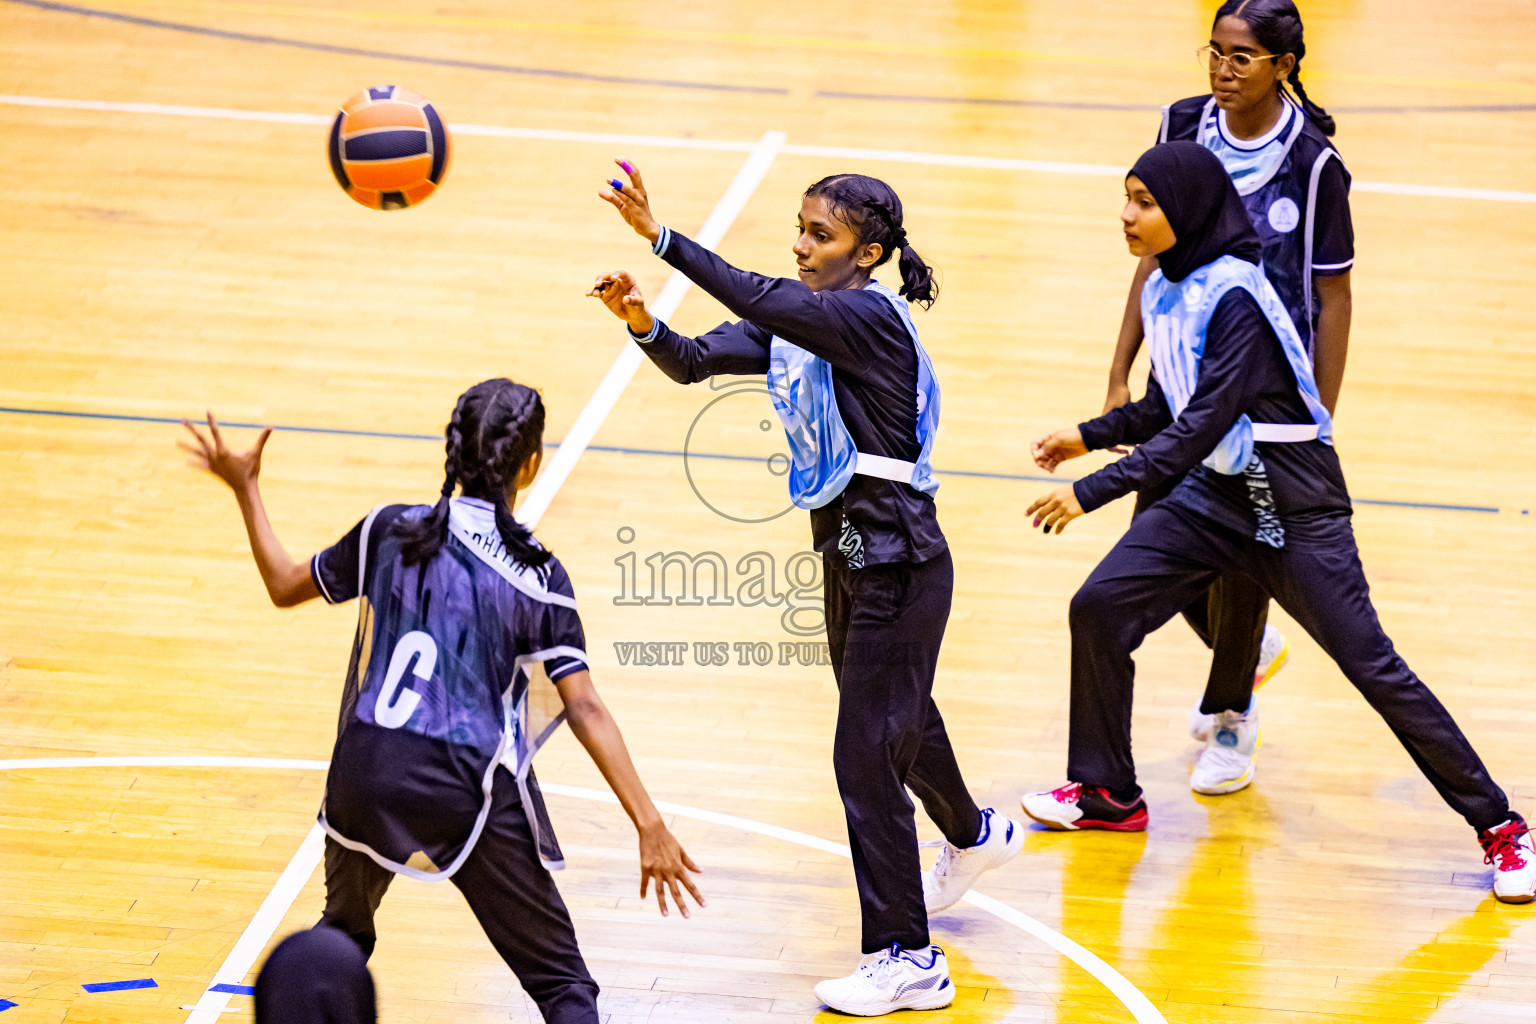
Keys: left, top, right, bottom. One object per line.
{"left": 319, "top": 768, "right": 600, "bottom": 1024}
{"left": 1066, "top": 503, "right": 1510, "bottom": 833}
{"left": 824, "top": 549, "right": 984, "bottom": 954}
{"left": 1134, "top": 485, "right": 1267, "bottom": 715}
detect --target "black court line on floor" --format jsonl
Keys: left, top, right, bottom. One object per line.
{"left": 0, "top": 405, "right": 1511, "bottom": 516}
{"left": 3, "top": 0, "right": 787, "bottom": 95}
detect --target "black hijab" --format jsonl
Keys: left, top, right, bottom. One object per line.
{"left": 256, "top": 927, "right": 376, "bottom": 1024}
{"left": 1128, "top": 140, "right": 1262, "bottom": 283}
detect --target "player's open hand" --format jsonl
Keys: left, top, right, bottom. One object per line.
{"left": 638, "top": 822, "right": 705, "bottom": 919}
{"left": 179, "top": 412, "right": 271, "bottom": 495}
{"left": 1026, "top": 485, "right": 1085, "bottom": 535}
{"left": 587, "top": 271, "right": 656, "bottom": 335}
{"left": 599, "top": 158, "right": 661, "bottom": 245}
{"left": 1032, "top": 428, "right": 1088, "bottom": 473}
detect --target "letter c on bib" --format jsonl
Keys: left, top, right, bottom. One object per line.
{"left": 375, "top": 630, "right": 436, "bottom": 729}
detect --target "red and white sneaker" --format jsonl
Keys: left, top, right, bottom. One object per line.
{"left": 1479, "top": 817, "right": 1536, "bottom": 904}
{"left": 1020, "top": 782, "right": 1148, "bottom": 832}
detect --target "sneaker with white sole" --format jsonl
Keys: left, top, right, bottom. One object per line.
{"left": 1020, "top": 782, "right": 1148, "bottom": 831}
{"left": 1189, "top": 706, "right": 1260, "bottom": 795}
{"left": 1190, "top": 625, "right": 1288, "bottom": 742}
{"left": 813, "top": 944, "right": 954, "bottom": 1016}
{"left": 922, "top": 807, "right": 1025, "bottom": 913}
{"left": 1479, "top": 817, "right": 1536, "bottom": 905}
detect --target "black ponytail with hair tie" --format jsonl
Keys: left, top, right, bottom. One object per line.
{"left": 803, "top": 173, "right": 939, "bottom": 309}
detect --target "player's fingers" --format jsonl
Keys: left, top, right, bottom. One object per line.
{"left": 656, "top": 881, "right": 669, "bottom": 917}
{"left": 622, "top": 160, "right": 645, "bottom": 190}
{"left": 253, "top": 426, "right": 273, "bottom": 456}
{"left": 205, "top": 411, "right": 223, "bottom": 444}
{"left": 681, "top": 873, "right": 706, "bottom": 908}
{"left": 668, "top": 877, "right": 689, "bottom": 919}
{"left": 1025, "top": 494, "right": 1048, "bottom": 517}
{"left": 681, "top": 849, "right": 702, "bottom": 874}
{"left": 179, "top": 420, "right": 211, "bottom": 454}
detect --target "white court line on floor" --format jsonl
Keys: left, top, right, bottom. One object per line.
{"left": 2, "top": 93, "right": 1534, "bottom": 203}
{"left": 0, "top": 757, "right": 1167, "bottom": 1024}
{"left": 516, "top": 128, "right": 786, "bottom": 527}
{"left": 173, "top": 135, "right": 777, "bottom": 1023}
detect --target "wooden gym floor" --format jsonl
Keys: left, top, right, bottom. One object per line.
{"left": 2, "top": 1, "right": 1535, "bottom": 1021}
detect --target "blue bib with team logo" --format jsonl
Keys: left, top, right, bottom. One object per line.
{"left": 765, "top": 280, "right": 940, "bottom": 509}
{"left": 1141, "top": 254, "right": 1333, "bottom": 476}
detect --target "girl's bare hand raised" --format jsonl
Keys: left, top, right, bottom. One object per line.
{"left": 599, "top": 159, "right": 661, "bottom": 245}
{"left": 587, "top": 271, "right": 656, "bottom": 335}
{"left": 180, "top": 413, "right": 271, "bottom": 495}
{"left": 1032, "top": 428, "right": 1088, "bottom": 473}
{"left": 638, "top": 822, "right": 705, "bottom": 919}
{"left": 1026, "top": 486, "right": 1085, "bottom": 535}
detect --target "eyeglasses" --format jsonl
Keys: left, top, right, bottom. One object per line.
{"left": 1196, "top": 45, "right": 1281, "bottom": 78}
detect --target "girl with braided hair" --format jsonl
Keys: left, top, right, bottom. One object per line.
{"left": 589, "top": 166, "right": 1022, "bottom": 1016}
{"left": 181, "top": 378, "right": 702, "bottom": 1024}
{"left": 1098, "top": 0, "right": 1356, "bottom": 798}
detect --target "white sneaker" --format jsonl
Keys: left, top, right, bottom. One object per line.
{"left": 922, "top": 808, "right": 1024, "bottom": 913}
{"left": 1190, "top": 706, "right": 1260, "bottom": 795}
{"left": 1190, "top": 625, "right": 1288, "bottom": 742}
{"left": 813, "top": 944, "right": 954, "bottom": 1016}
{"left": 1480, "top": 818, "right": 1536, "bottom": 904}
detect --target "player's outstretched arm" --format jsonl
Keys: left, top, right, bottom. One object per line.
{"left": 557, "top": 670, "right": 705, "bottom": 918}
{"left": 179, "top": 413, "right": 320, "bottom": 608}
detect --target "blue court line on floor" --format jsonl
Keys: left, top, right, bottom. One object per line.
{"left": 81, "top": 979, "right": 156, "bottom": 993}
{"left": 4, "top": 0, "right": 786, "bottom": 96}
{"left": 0, "top": 999, "right": 15, "bottom": 1012}
{"left": 208, "top": 983, "right": 255, "bottom": 995}
{"left": 0, "top": 405, "right": 1507, "bottom": 515}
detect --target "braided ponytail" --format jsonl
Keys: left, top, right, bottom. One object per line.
{"left": 394, "top": 378, "right": 552, "bottom": 570}
{"left": 396, "top": 391, "right": 470, "bottom": 565}
{"left": 1214, "top": 0, "right": 1336, "bottom": 137}
{"left": 477, "top": 385, "right": 551, "bottom": 571}
{"left": 803, "top": 173, "right": 939, "bottom": 309}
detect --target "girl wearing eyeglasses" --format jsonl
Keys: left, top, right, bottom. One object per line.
{"left": 1099, "top": 0, "right": 1353, "bottom": 799}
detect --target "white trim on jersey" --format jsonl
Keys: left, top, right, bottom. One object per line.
{"left": 318, "top": 730, "right": 508, "bottom": 884}
{"left": 311, "top": 552, "right": 338, "bottom": 604}
{"left": 1195, "top": 95, "right": 1306, "bottom": 196}
{"left": 447, "top": 499, "right": 577, "bottom": 609}
{"left": 355, "top": 505, "right": 385, "bottom": 598}
{"left": 1311, "top": 259, "right": 1354, "bottom": 271}
{"left": 1301, "top": 148, "right": 1341, "bottom": 351}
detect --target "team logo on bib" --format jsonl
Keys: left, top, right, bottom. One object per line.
{"left": 1267, "top": 197, "right": 1300, "bottom": 233}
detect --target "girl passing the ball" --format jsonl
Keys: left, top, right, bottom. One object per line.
{"left": 1018, "top": 142, "right": 1533, "bottom": 907}
{"left": 1101, "top": 0, "right": 1356, "bottom": 798}
{"left": 589, "top": 164, "right": 1022, "bottom": 1015}
{"left": 181, "top": 379, "right": 703, "bottom": 1024}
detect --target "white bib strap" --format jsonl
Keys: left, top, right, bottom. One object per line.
{"left": 854, "top": 451, "right": 918, "bottom": 485}
{"left": 1250, "top": 423, "right": 1320, "bottom": 443}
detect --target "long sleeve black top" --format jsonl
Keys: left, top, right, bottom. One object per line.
{"left": 632, "top": 229, "right": 946, "bottom": 565}
{"left": 1074, "top": 289, "right": 1352, "bottom": 534}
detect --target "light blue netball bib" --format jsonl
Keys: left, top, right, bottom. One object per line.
{"left": 1142, "top": 253, "right": 1333, "bottom": 477}
{"left": 766, "top": 280, "right": 940, "bottom": 510}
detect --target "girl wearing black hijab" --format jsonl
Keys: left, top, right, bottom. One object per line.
{"left": 1017, "top": 142, "right": 1533, "bottom": 906}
